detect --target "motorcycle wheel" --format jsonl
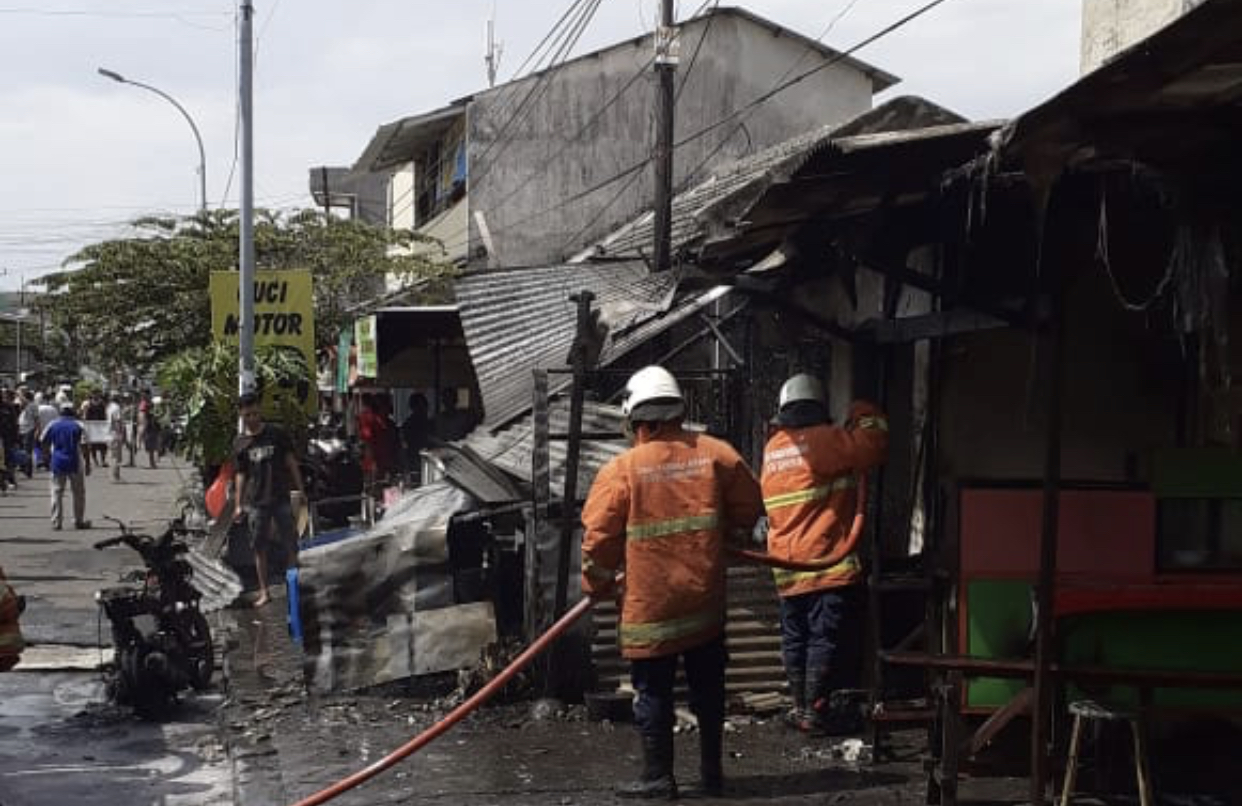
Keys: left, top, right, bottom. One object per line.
{"left": 117, "top": 644, "right": 173, "bottom": 719}
{"left": 186, "top": 610, "right": 215, "bottom": 691}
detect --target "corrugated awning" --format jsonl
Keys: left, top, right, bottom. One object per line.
{"left": 351, "top": 103, "right": 467, "bottom": 175}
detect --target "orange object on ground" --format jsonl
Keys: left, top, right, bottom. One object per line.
{"left": 581, "top": 423, "right": 762, "bottom": 659}
{"left": 205, "top": 461, "right": 235, "bottom": 519}
{"left": 0, "top": 567, "right": 24, "bottom": 672}
{"left": 760, "top": 401, "right": 888, "bottom": 597}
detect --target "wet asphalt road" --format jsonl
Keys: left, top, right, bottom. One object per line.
{"left": 0, "top": 457, "right": 233, "bottom": 805}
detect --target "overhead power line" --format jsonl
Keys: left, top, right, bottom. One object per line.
{"left": 468, "top": 0, "right": 957, "bottom": 253}
{"left": 469, "top": 0, "right": 605, "bottom": 194}
{"left": 0, "top": 7, "right": 228, "bottom": 16}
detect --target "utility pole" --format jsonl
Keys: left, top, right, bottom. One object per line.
{"left": 16, "top": 274, "right": 23, "bottom": 381}
{"left": 239, "top": 0, "right": 256, "bottom": 396}
{"left": 652, "top": 0, "right": 678, "bottom": 272}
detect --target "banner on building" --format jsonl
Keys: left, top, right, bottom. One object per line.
{"left": 354, "top": 315, "right": 378, "bottom": 379}
{"left": 210, "top": 269, "right": 317, "bottom": 416}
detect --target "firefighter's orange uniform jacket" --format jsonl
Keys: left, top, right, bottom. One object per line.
{"left": 581, "top": 424, "right": 763, "bottom": 659}
{"left": 761, "top": 402, "right": 888, "bottom": 598}
{"left": 0, "top": 566, "right": 24, "bottom": 672}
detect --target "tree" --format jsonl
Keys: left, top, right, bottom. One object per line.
{"left": 35, "top": 209, "right": 454, "bottom": 377}
{"left": 158, "top": 341, "right": 310, "bottom": 471}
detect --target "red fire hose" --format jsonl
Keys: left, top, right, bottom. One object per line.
{"left": 288, "top": 475, "right": 866, "bottom": 805}
{"left": 288, "top": 596, "right": 594, "bottom": 806}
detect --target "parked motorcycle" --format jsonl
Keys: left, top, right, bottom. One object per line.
{"left": 302, "top": 422, "right": 364, "bottom": 529}
{"left": 93, "top": 517, "right": 214, "bottom": 718}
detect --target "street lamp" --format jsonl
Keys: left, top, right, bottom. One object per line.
{"left": 97, "top": 67, "right": 207, "bottom": 214}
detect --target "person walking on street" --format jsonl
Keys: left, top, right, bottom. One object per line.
{"left": 581, "top": 366, "right": 763, "bottom": 799}
{"left": 105, "top": 392, "right": 126, "bottom": 483}
{"left": 35, "top": 393, "right": 57, "bottom": 470}
{"left": 18, "top": 389, "right": 37, "bottom": 478}
{"left": 233, "top": 392, "right": 305, "bottom": 608}
{"left": 137, "top": 391, "right": 161, "bottom": 469}
{"left": 760, "top": 374, "right": 887, "bottom": 734}
{"left": 0, "top": 389, "right": 19, "bottom": 492}
{"left": 42, "top": 404, "right": 91, "bottom": 531}
{"left": 82, "top": 390, "right": 108, "bottom": 468}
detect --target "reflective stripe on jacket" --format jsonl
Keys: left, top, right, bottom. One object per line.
{"left": 761, "top": 401, "right": 888, "bottom": 597}
{"left": 0, "top": 567, "right": 24, "bottom": 672}
{"left": 581, "top": 425, "right": 762, "bottom": 659}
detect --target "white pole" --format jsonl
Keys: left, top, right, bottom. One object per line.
{"left": 238, "top": 1, "right": 256, "bottom": 396}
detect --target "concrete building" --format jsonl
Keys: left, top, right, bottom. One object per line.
{"left": 327, "top": 6, "right": 897, "bottom": 268}
{"left": 1081, "top": 0, "right": 1206, "bottom": 73}
{"left": 307, "top": 166, "right": 389, "bottom": 226}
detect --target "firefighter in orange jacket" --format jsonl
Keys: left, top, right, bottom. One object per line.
{"left": 761, "top": 374, "right": 887, "bottom": 733}
{"left": 0, "top": 566, "right": 25, "bottom": 672}
{"left": 582, "top": 366, "right": 762, "bottom": 800}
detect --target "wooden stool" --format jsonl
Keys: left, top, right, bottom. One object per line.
{"left": 1059, "top": 699, "right": 1154, "bottom": 806}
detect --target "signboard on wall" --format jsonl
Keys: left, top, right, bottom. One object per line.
{"left": 209, "top": 269, "right": 316, "bottom": 416}
{"left": 355, "top": 315, "right": 378, "bottom": 379}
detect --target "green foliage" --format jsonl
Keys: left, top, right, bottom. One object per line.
{"left": 72, "top": 379, "right": 101, "bottom": 405}
{"left": 36, "top": 209, "right": 456, "bottom": 377}
{"left": 157, "top": 341, "right": 311, "bottom": 468}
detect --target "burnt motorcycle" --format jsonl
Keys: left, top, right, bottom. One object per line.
{"left": 94, "top": 517, "right": 214, "bottom": 718}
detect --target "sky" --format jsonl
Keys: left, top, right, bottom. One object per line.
{"left": 0, "top": 0, "right": 1084, "bottom": 292}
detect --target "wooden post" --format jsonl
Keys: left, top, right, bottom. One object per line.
{"left": 1030, "top": 297, "right": 1066, "bottom": 805}
{"left": 553, "top": 291, "right": 594, "bottom": 619}
{"left": 528, "top": 369, "right": 551, "bottom": 641}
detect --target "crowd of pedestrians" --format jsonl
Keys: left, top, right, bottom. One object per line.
{"left": 0, "top": 383, "right": 168, "bottom": 529}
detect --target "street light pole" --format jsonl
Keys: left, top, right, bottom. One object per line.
{"left": 97, "top": 68, "right": 208, "bottom": 215}
{"left": 238, "top": 1, "right": 256, "bottom": 396}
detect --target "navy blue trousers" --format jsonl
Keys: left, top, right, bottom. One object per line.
{"left": 779, "top": 584, "right": 862, "bottom": 690}
{"left": 631, "top": 635, "right": 727, "bottom": 738}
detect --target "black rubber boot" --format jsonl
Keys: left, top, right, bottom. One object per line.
{"left": 697, "top": 715, "right": 724, "bottom": 797}
{"left": 784, "top": 668, "right": 810, "bottom": 731}
{"left": 805, "top": 666, "right": 831, "bottom": 734}
{"left": 616, "top": 734, "right": 678, "bottom": 800}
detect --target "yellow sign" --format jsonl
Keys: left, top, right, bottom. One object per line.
{"left": 210, "top": 270, "right": 316, "bottom": 416}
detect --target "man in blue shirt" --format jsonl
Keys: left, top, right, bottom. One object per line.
{"left": 41, "top": 404, "right": 90, "bottom": 530}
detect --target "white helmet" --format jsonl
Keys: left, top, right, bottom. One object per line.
{"left": 778, "top": 373, "right": 826, "bottom": 410}
{"left": 621, "top": 365, "right": 684, "bottom": 422}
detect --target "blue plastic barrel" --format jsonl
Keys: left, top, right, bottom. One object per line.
{"left": 286, "top": 567, "right": 302, "bottom": 643}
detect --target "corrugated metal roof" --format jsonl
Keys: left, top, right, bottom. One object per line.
{"left": 584, "top": 123, "right": 839, "bottom": 263}
{"left": 430, "top": 442, "right": 525, "bottom": 504}
{"left": 459, "top": 400, "right": 628, "bottom": 498}
{"left": 581, "top": 96, "right": 974, "bottom": 266}
{"left": 455, "top": 261, "right": 678, "bottom": 428}
{"left": 996, "top": 0, "right": 1242, "bottom": 173}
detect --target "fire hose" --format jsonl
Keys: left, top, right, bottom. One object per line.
{"left": 289, "top": 595, "right": 595, "bottom": 806}
{"left": 288, "top": 475, "right": 866, "bottom": 806}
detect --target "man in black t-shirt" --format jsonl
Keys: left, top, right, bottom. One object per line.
{"left": 233, "top": 392, "right": 305, "bottom": 607}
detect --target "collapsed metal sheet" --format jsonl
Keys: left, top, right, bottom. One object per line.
{"left": 455, "top": 260, "right": 676, "bottom": 428}
{"left": 297, "top": 482, "right": 496, "bottom": 692}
